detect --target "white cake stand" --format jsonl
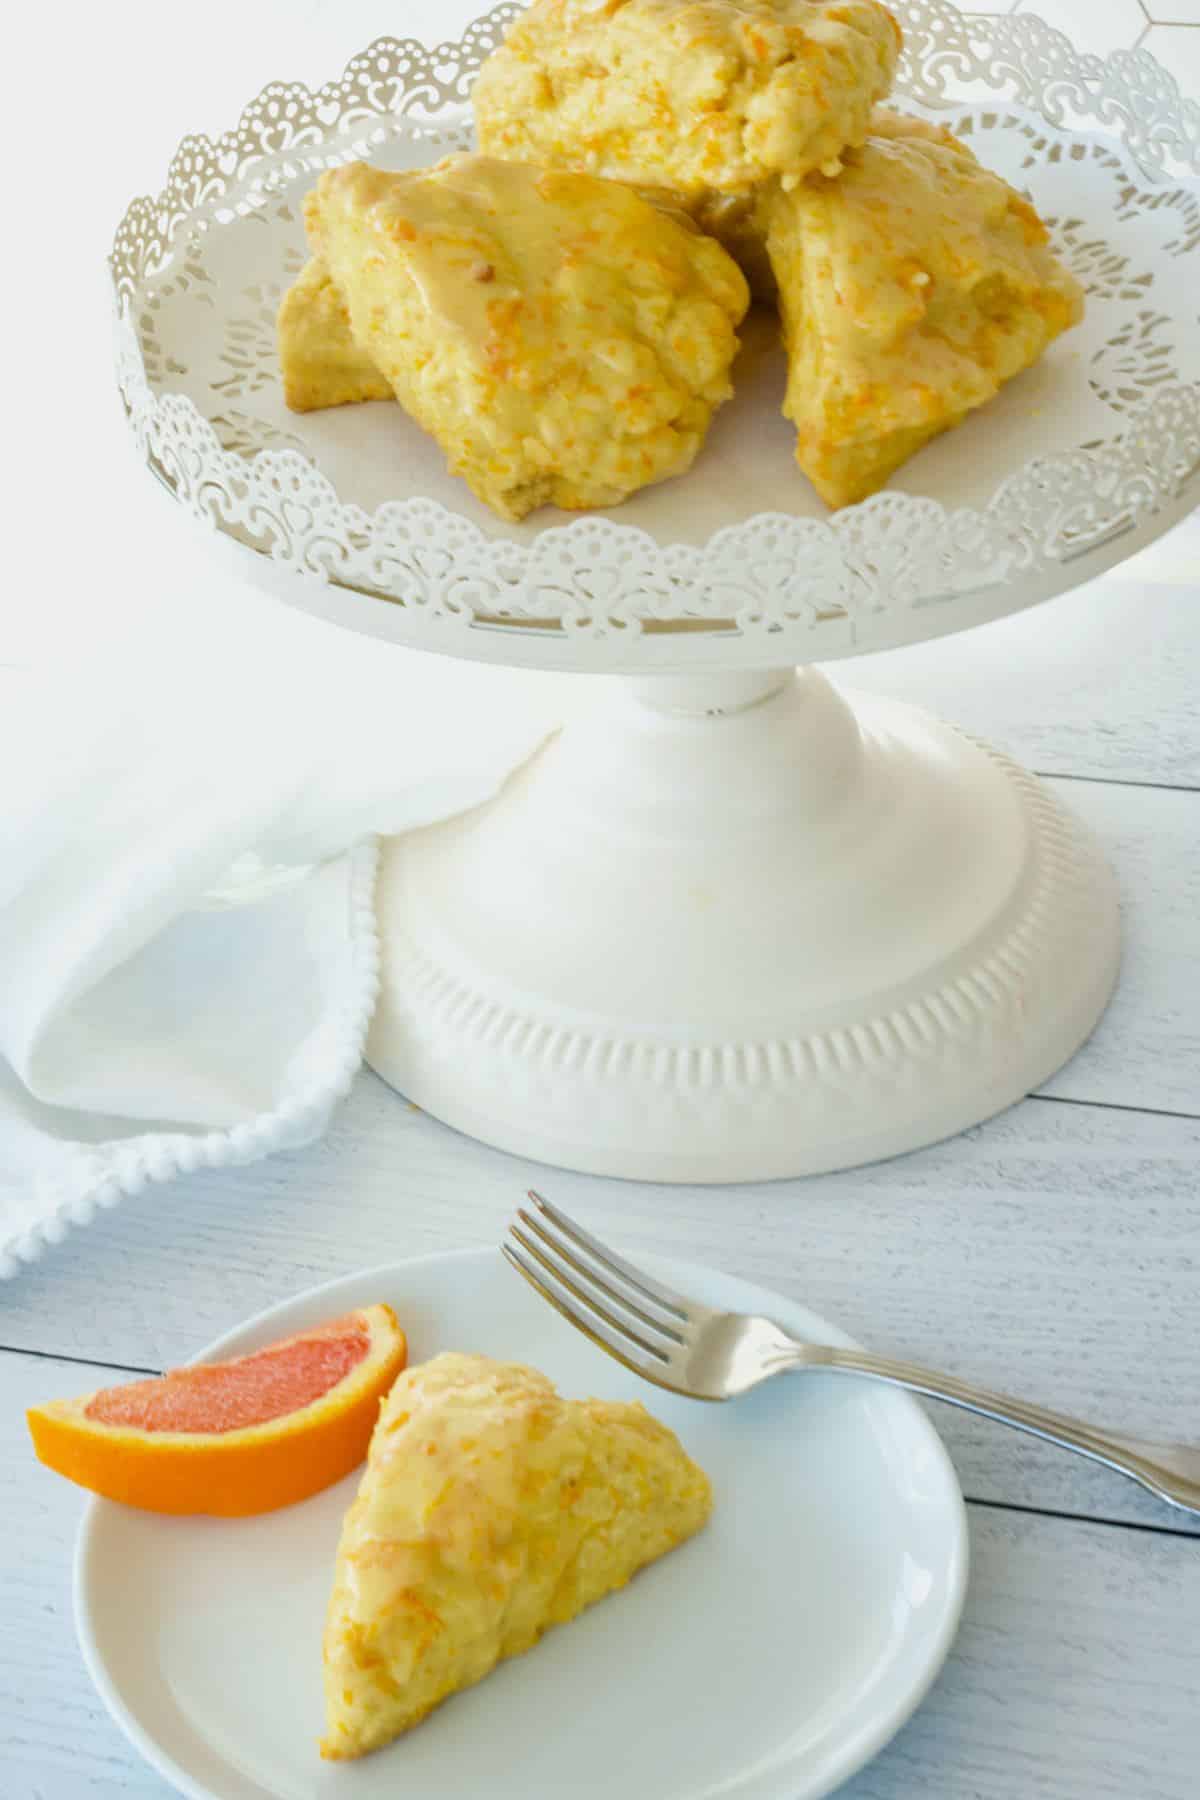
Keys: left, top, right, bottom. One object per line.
{"left": 111, "top": 0, "right": 1200, "bottom": 1179}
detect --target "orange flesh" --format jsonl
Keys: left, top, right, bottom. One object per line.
{"left": 85, "top": 1319, "right": 370, "bottom": 1434}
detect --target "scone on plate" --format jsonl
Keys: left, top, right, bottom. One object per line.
{"left": 277, "top": 257, "right": 392, "bottom": 412}
{"left": 473, "top": 0, "right": 902, "bottom": 195}
{"left": 299, "top": 153, "right": 749, "bottom": 520}
{"left": 764, "top": 110, "right": 1086, "bottom": 508}
{"left": 320, "top": 1352, "right": 712, "bottom": 1759}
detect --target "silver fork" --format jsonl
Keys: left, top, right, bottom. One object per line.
{"left": 504, "top": 1191, "right": 1200, "bottom": 1518}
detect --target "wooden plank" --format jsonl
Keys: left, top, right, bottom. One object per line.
{"left": 4, "top": 1349, "right": 1197, "bottom": 1800}
{"left": 835, "top": 572, "right": 1200, "bottom": 788}
{"left": 3, "top": 1083, "right": 1196, "bottom": 1533}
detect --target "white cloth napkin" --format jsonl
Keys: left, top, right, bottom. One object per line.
{"left": 0, "top": 575, "right": 573, "bottom": 1277}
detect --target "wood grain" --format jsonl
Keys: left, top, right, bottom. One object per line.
{"left": 5, "top": 1350, "right": 1198, "bottom": 1800}
{"left": 3, "top": 1080, "right": 1196, "bottom": 1533}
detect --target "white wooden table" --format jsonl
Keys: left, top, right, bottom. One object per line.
{"left": 4, "top": 3, "right": 1199, "bottom": 1795}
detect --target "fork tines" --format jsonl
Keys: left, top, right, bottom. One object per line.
{"left": 503, "top": 1191, "right": 691, "bottom": 1378}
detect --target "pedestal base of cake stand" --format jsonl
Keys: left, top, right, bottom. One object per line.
{"left": 367, "top": 667, "right": 1119, "bottom": 1181}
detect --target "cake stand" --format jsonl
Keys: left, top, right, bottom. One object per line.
{"left": 110, "top": 0, "right": 1200, "bottom": 1179}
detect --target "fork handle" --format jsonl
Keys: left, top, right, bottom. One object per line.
{"left": 779, "top": 1345, "right": 1200, "bottom": 1516}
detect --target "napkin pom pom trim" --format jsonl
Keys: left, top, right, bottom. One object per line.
{"left": 1, "top": 841, "right": 381, "bottom": 1278}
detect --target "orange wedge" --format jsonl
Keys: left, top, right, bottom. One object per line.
{"left": 26, "top": 1303, "right": 406, "bottom": 1516}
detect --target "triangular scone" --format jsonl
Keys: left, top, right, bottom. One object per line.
{"left": 276, "top": 257, "right": 392, "bottom": 412}
{"left": 320, "top": 1353, "right": 712, "bottom": 1759}
{"left": 763, "top": 110, "right": 1085, "bottom": 508}
{"left": 473, "top": 0, "right": 902, "bottom": 193}
{"left": 302, "top": 153, "right": 748, "bottom": 521}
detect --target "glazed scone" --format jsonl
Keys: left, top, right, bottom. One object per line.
{"left": 277, "top": 214, "right": 763, "bottom": 405}
{"left": 473, "top": 0, "right": 901, "bottom": 195}
{"left": 764, "top": 109, "right": 1085, "bottom": 507}
{"left": 277, "top": 199, "right": 705, "bottom": 409}
{"left": 302, "top": 154, "right": 749, "bottom": 520}
{"left": 321, "top": 1353, "right": 712, "bottom": 1759}
{"left": 277, "top": 257, "right": 393, "bottom": 412}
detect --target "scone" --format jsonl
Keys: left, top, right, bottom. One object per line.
{"left": 473, "top": 0, "right": 902, "bottom": 194}
{"left": 300, "top": 154, "right": 749, "bottom": 520}
{"left": 277, "top": 257, "right": 392, "bottom": 412}
{"left": 276, "top": 194, "right": 707, "bottom": 408}
{"left": 320, "top": 1352, "right": 712, "bottom": 1759}
{"left": 765, "top": 109, "right": 1086, "bottom": 507}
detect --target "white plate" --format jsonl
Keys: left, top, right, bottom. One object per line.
{"left": 75, "top": 1248, "right": 968, "bottom": 1800}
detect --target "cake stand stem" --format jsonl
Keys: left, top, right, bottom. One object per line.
{"left": 368, "top": 665, "right": 1119, "bottom": 1181}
